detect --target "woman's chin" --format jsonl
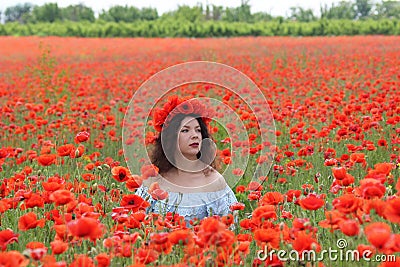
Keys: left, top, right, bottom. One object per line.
{"left": 182, "top": 153, "right": 199, "bottom": 161}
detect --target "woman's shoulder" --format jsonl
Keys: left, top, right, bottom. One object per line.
{"left": 141, "top": 174, "right": 163, "bottom": 187}
{"left": 141, "top": 168, "right": 229, "bottom": 193}
{"left": 207, "top": 168, "right": 228, "bottom": 192}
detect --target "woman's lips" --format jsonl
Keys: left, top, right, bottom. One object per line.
{"left": 189, "top": 143, "right": 199, "bottom": 147}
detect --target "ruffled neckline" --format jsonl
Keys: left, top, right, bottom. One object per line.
{"left": 140, "top": 184, "right": 231, "bottom": 195}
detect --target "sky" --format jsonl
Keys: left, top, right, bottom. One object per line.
{"left": 0, "top": 0, "right": 345, "bottom": 17}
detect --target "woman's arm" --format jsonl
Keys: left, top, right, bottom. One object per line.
{"left": 208, "top": 186, "right": 238, "bottom": 217}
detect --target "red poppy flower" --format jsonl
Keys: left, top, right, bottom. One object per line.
{"left": 363, "top": 198, "right": 386, "bottom": 218}
{"left": 285, "top": 189, "right": 301, "bottom": 202}
{"left": 0, "top": 229, "right": 18, "bottom": 251}
{"left": 70, "top": 255, "right": 95, "bottom": 267}
{"left": 37, "top": 154, "right": 56, "bottom": 166}
{"left": 56, "top": 144, "right": 75, "bottom": 157}
{"left": 74, "top": 131, "right": 90, "bottom": 143}
{"left": 67, "top": 217, "right": 104, "bottom": 242}
{"left": 384, "top": 198, "right": 400, "bottom": 224}
{"left": 260, "top": 192, "right": 284, "bottom": 205}
{"left": 0, "top": 200, "right": 9, "bottom": 214}
{"left": 359, "top": 178, "right": 386, "bottom": 199}
{"left": 235, "top": 185, "right": 246, "bottom": 193}
{"left": 335, "top": 173, "right": 355, "bottom": 186}
{"left": 281, "top": 210, "right": 293, "bottom": 219}
{"left": 95, "top": 253, "right": 111, "bottom": 267}
{"left": 111, "top": 166, "right": 131, "bottom": 182}
{"left": 41, "top": 255, "right": 66, "bottom": 267}
{"left": 71, "top": 145, "right": 85, "bottom": 158}
{"left": 377, "top": 139, "right": 388, "bottom": 147}
{"left": 148, "top": 182, "right": 168, "bottom": 200}
{"left": 42, "top": 180, "right": 63, "bottom": 192}
{"left": 252, "top": 205, "right": 277, "bottom": 223}
{"left": 174, "top": 101, "right": 194, "bottom": 114}
{"left": 18, "top": 212, "right": 46, "bottom": 231}
{"left": 126, "top": 175, "right": 142, "bottom": 191}
{"left": 223, "top": 156, "right": 232, "bottom": 164}
{"left": 232, "top": 168, "right": 244, "bottom": 176}
{"left": 145, "top": 131, "right": 157, "bottom": 145}
{"left": 350, "top": 153, "right": 367, "bottom": 166}
{"left": 298, "top": 194, "right": 325, "bottom": 210}
{"left": 153, "top": 108, "right": 168, "bottom": 132}
{"left": 247, "top": 181, "right": 263, "bottom": 191}
{"left": 364, "top": 222, "right": 392, "bottom": 250}
{"left": 357, "top": 244, "right": 375, "bottom": 259}
{"left": 292, "top": 218, "right": 311, "bottom": 231}
{"left": 197, "top": 217, "right": 234, "bottom": 247}
{"left": 0, "top": 251, "right": 29, "bottom": 267}
{"left": 324, "top": 147, "right": 336, "bottom": 159}
{"left": 120, "top": 194, "right": 150, "bottom": 212}
{"left": 378, "top": 257, "right": 400, "bottom": 267}
{"left": 140, "top": 164, "right": 159, "bottom": 180}
{"left": 292, "top": 231, "right": 321, "bottom": 254}
{"left": 332, "top": 194, "right": 360, "bottom": 214}
{"left": 26, "top": 241, "right": 47, "bottom": 261}
{"left": 81, "top": 173, "right": 96, "bottom": 182}
{"left": 332, "top": 167, "right": 347, "bottom": 180}
{"left": 84, "top": 163, "right": 95, "bottom": 171}
{"left": 324, "top": 158, "right": 338, "bottom": 166}
{"left": 135, "top": 248, "right": 159, "bottom": 264}
{"left": 339, "top": 220, "right": 360, "bottom": 236}
{"left": 248, "top": 191, "right": 261, "bottom": 201}
{"left": 49, "top": 190, "right": 76, "bottom": 206}
{"left": 24, "top": 193, "right": 45, "bottom": 209}
{"left": 50, "top": 240, "right": 68, "bottom": 255}
{"left": 152, "top": 97, "right": 212, "bottom": 132}
{"left": 254, "top": 228, "right": 280, "bottom": 249}
{"left": 373, "top": 162, "right": 393, "bottom": 176}
{"left": 150, "top": 232, "right": 169, "bottom": 246}
{"left": 168, "top": 229, "right": 192, "bottom": 245}
{"left": 236, "top": 233, "right": 252, "bottom": 242}
{"left": 230, "top": 202, "right": 245, "bottom": 211}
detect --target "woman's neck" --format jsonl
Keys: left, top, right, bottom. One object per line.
{"left": 160, "top": 167, "right": 212, "bottom": 188}
{"left": 176, "top": 168, "right": 204, "bottom": 179}
{"left": 173, "top": 154, "right": 207, "bottom": 173}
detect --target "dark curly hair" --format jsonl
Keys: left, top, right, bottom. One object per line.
{"left": 150, "top": 113, "right": 217, "bottom": 175}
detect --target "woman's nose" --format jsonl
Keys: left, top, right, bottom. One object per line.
{"left": 191, "top": 131, "right": 200, "bottom": 139}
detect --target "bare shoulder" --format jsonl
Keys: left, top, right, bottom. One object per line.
{"left": 141, "top": 174, "right": 162, "bottom": 187}
{"left": 208, "top": 169, "right": 227, "bottom": 191}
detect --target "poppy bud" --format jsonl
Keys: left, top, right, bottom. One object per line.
{"left": 88, "top": 247, "right": 97, "bottom": 255}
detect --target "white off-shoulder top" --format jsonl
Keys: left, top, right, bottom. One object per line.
{"left": 135, "top": 184, "right": 238, "bottom": 226}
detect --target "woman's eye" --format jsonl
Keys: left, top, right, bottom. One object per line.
{"left": 180, "top": 128, "right": 200, "bottom": 133}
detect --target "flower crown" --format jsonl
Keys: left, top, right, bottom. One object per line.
{"left": 152, "top": 96, "right": 213, "bottom": 132}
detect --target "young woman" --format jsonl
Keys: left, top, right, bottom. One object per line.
{"left": 135, "top": 96, "right": 238, "bottom": 226}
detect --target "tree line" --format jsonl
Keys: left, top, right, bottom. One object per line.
{"left": 3, "top": 0, "right": 400, "bottom": 24}
{"left": 2, "top": 18, "right": 399, "bottom": 37}
{"left": 1, "top": 0, "right": 399, "bottom": 37}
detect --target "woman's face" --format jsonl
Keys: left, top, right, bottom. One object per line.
{"left": 177, "top": 116, "right": 202, "bottom": 160}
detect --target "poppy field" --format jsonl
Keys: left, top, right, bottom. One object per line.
{"left": 0, "top": 36, "right": 400, "bottom": 267}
